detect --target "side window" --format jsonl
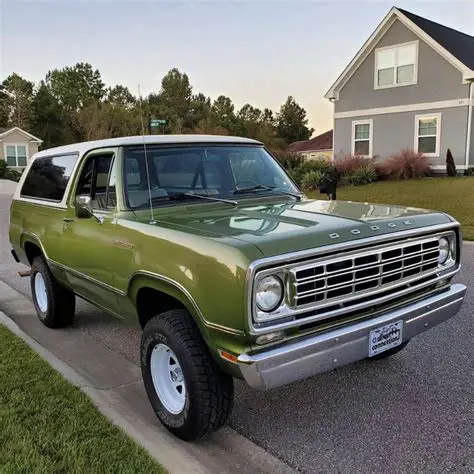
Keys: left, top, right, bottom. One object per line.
{"left": 21, "top": 154, "right": 78, "bottom": 201}
{"left": 75, "top": 153, "right": 115, "bottom": 210}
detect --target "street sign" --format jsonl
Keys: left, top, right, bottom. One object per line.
{"left": 150, "top": 118, "right": 167, "bottom": 127}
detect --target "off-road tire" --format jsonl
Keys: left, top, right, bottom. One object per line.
{"left": 141, "top": 309, "right": 234, "bottom": 441}
{"left": 369, "top": 340, "right": 409, "bottom": 360}
{"left": 30, "top": 256, "right": 76, "bottom": 328}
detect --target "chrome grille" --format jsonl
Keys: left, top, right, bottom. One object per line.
{"left": 290, "top": 237, "right": 440, "bottom": 310}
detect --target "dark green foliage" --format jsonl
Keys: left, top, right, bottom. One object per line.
{"left": 446, "top": 148, "right": 457, "bottom": 177}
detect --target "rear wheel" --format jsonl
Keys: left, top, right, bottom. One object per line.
{"left": 30, "top": 256, "right": 76, "bottom": 328}
{"left": 369, "top": 341, "right": 409, "bottom": 360}
{"left": 141, "top": 309, "right": 234, "bottom": 441}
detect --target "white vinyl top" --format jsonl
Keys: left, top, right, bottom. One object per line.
{"left": 33, "top": 134, "right": 262, "bottom": 158}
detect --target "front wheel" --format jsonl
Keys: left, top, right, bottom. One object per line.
{"left": 30, "top": 256, "right": 76, "bottom": 328}
{"left": 141, "top": 309, "right": 234, "bottom": 441}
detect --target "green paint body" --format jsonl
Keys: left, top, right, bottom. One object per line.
{"left": 9, "top": 144, "right": 454, "bottom": 377}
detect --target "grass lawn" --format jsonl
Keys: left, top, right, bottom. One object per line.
{"left": 308, "top": 177, "right": 474, "bottom": 240}
{"left": 0, "top": 324, "right": 165, "bottom": 473}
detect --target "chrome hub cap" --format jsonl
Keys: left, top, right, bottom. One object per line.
{"left": 150, "top": 343, "right": 186, "bottom": 414}
{"left": 34, "top": 272, "right": 48, "bottom": 313}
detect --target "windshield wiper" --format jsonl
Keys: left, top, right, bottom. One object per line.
{"left": 233, "top": 184, "right": 302, "bottom": 200}
{"left": 172, "top": 192, "right": 238, "bottom": 206}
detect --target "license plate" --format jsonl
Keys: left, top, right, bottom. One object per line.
{"left": 369, "top": 320, "right": 403, "bottom": 357}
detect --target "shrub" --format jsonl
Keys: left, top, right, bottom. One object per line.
{"left": 3, "top": 168, "right": 21, "bottom": 183}
{"left": 381, "top": 149, "right": 431, "bottom": 180}
{"left": 272, "top": 150, "right": 304, "bottom": 172}
{"left": 446, "top": 148, "right": 456, "bottom": 177}
{"left": 0, "top": 160, "right": 7, "bottom": 179}
{"left": 342, "top": 167, "right": 377, "bottom": 187}
{"left": 301, "top": 170, "right": 326, "bottom": 192}
{"left": 334, "top": 154, "right": 376, "bottom": 176}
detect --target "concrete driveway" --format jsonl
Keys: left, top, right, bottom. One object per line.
{"left": 1, "top": 193, "right": 473, "bottom": 472}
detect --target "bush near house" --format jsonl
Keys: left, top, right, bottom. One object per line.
{"left": 377, "top": 149, "right": 431, "bottom": 180}
{"left": 0, "top": 161, "right": 22, "bottom": 182}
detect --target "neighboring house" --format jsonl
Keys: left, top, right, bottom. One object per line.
{"left": 325, "top": 7, "right": 474, "bottom": 172}
{"left": 288, "top": 130, "right": 333, "bottom": 160}
{"left": 0, "top": 127, "right": 43, "bottom": 170}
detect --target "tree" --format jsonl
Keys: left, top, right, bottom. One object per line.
{"left": 157, "top": 68, "right": 193, "bottom": 132}
{"left": 31, "top": 82, "right": 65, "bottom": 148}
{"left": 106, "top": 85, "right": 136, "bottom": 109}
{"left": 1, "top": 73, "right": 35, "bottom": 129}
{"left": 276, "top": 96, "right": 314, "bottom": 145}
{"left": 211, "top": 95, "right": 237, "bottom": 134}
{"left": 45, "top": 63, "right": 105, "bottom": 110}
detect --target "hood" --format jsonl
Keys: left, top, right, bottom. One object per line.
{"left": 145, "top": 197, "right": 454, "bottom": 257}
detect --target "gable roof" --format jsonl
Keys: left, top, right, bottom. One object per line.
{"left": 398, "top": 8, "right": 474, "bottom": 70}
{"left": 0, "top": 127, "right": 43, "bottom": 142}
{"left": 325, "top": 6, "right": 474, "bottom": 100}
{"left": 288, "top": 130, "right": 333, "bottom": 153}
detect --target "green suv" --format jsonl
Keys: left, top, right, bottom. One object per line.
{"left": 9, "top": 135, "right": 466, "bottom": 441}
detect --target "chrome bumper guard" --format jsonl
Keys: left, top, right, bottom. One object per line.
{"left": 238, "top": 284, "right": 466, "bottom": 390}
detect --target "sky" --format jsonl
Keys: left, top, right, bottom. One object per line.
{"left": 1, "top": 0, "right": 473, "bottom": 136}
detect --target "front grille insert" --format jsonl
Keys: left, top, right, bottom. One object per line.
{"left": 291, "top": 237, "right": 440, "bottom": 311}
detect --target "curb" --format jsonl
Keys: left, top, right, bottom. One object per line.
{"left": 0, "top": 291, "right": 294, "bottom": 474}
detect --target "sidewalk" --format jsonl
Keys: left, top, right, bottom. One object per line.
{"left": 0, "top": 280, "right": 293, "bottom": 474}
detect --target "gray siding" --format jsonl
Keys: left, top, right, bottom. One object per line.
{"left": 335, "top": 19, "right": 470, "bottom": 113}
{"left": 334, "top": 106, "right": 468, "bottom": 168}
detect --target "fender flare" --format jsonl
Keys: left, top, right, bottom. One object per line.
{"left": 127, "top": 271, "right": 216, "bottom": 346}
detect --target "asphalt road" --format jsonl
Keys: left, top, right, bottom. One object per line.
{"left": 1, "top": 192, "right": 473, "bottom": 472}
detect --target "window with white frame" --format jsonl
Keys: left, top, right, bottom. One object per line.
{"left": 5, "top": 145, "right": 28, "bottom": 167}
{"left": 352, "top": 120, "right": 373, "bottom": 157}
{"left": 415, "top": 113, "right": 441, "bottom": 157}
{"left": 375, "top": 41, "right": 418, "bottom": 89}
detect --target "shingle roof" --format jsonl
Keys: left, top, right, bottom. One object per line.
{"left": 288, "top": 130, "right": 333, "bottom": 153}
{"left": 398, "top": 7, "right": 474, "bottom": 70}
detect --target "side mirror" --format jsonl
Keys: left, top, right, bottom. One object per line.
{"left": 75, "top": 195, "right": 94, "bottom": 219}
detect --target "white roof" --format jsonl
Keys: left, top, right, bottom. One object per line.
{"left": 34, "top": 134, "right": 262, "bottom": 158}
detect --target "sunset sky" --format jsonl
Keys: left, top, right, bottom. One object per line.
{"left": 2, "top": 0, "right": 473, "bottom": 136}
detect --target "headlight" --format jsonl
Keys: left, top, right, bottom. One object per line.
{"left": 438, "top": 237, "right": 450, "bottom": 264}
{"left": 255, "top": 276, "right": 283, "bottom": 312}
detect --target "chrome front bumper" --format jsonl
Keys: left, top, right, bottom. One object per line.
{"left": 238, "top": 284, "right": 466, "bottom": 390}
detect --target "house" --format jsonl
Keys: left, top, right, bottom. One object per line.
{"left": 325, "top": 7, "right": 474, "bottom": 172}
{"left": 0, "top": 127, "right": 43, "bottom": 170}
{"left": 287, "top": 130, "right": 333, "bottom": 160}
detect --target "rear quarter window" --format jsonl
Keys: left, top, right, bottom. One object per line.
{"left": 21, "top": 154, "right": 78, "bottom": 202}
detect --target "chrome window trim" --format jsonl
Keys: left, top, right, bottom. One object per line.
{"left": 245, "top": 222, "right": 461, "bottom": 335}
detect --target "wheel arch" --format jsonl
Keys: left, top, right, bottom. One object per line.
{"left": 21, "top": 233, "right": 47, "bottom": 265}
{"left": 128, "top": 273, "right": 213, "bottom": 345}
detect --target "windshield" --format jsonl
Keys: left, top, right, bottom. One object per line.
{"left": 123, "top": 144, "right": 300, "bottom": 209}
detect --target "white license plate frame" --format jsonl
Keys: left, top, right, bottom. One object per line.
{"left": 369, "top": 320, "right": 403, "bottom": 357}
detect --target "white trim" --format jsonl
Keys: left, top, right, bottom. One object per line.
{"left": 351, "top": 119, "right": 373, "bottom": 158}
{"left": 374, "top": 40, "right": 419, "bottom": 90}
{"left": 3, "top": 143, "right": 28, "bottom": 167}
{"left": 334, "top": 98, "right": 469, "bottom": 119}
{"left": 414, "top": 113, "right": 441, "bottom": 157}
{"left": 325, "top": 7, "right": 473, "bottom": 100}
{"left": 295, "top": 148, "right": 333, "bottom": 154}
{"left": 0, "top": 126, "right": 43, "bottom": 143}
{"left": 430, "top": 165, "right": 466, "bottom": 170}
{"left": 465, "top": 82, "right": 473, "bottom": 168}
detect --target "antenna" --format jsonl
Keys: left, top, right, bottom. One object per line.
{"left": 137, "top": 84, "right": 156, "bottom": 225}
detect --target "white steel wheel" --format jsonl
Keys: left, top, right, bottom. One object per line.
{"left": 34, "top": 272, "right": 48, "bottom": 313}
{"left": 150, "top": 343, "right": 186, "bottom": 414}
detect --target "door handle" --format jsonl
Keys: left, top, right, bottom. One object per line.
{"left": 62, "top": 217, "right": 75, "bottom": 223}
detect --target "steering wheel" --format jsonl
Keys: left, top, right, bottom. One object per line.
{"left": 235, "top": 179, "right": 259, "bottom": 190}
